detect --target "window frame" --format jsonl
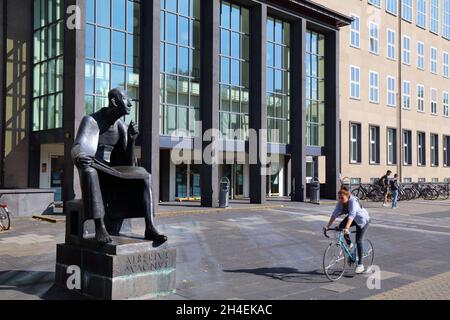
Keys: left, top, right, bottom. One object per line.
{"left": 369, "top": 70, "right": 380, "bottom": 103}
{"left": 350, "top": 65, "right": 361, "bottom": 99}
{"left": 417, "top": 131, "right": 426, "bottom": 166}
{"left": 417, "top": 83, "right": 425, "bottom": 112}
{"left": 369, "top": 125, "right": 380, "bottom": 164}
{"left": 387, "top": 127, "right": 397, "bottom": 165}
{"left": 417, "top": 41, "right": 424, "bottom": 70}
{"left": 402, "top": 35, "right": 411, "bottom": 65}
{"left": 350, "top": 122, "right": 362, "bottom": 164}
{"left": 387, "top": 75, "right": 396, "bottom": 107}
{"left": 369, "top": 22, "right": 380, "bottom": 54}
{"left": 387, "top": 28, "right": 396, "bottom": 60}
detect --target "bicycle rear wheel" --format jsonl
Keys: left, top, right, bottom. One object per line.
{"left": 323, "top": 243, "right": 346, "bottom": 281}
{"left": 351, "top": 188, "right": 365, "bottom": 200}
{"left": 0, "top": 207, "right": 10, "bottom": 231}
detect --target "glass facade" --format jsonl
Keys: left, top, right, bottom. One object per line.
{"left": 219, "top": 1, "right": 250, "bottom": 140}
{"left": 160, "top": 0, "right": 201, "bottom": 137}
{"left": 306, "top": 30, "right": 325, "bottom": 147}
{"left": 266, "top": 17, "right": 290, "bottom": 144}
{"left": 33, "top": 0, "right": 64, "bottom": 131}
{"left": 85, "top": 0, "right": 141, "bottom": 123}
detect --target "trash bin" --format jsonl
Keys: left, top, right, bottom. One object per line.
{"left": 310, "top": 178, "right": 320, "bottom": 204}
{"left": 219, "top": 177, "right": 230, "bottom": 208}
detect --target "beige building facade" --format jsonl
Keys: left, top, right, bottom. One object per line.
{"left": 314, "top": 0, "right": 450, "bottom": 183}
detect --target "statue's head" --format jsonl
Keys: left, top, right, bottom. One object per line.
{"left": 108, "top": 88, "right": 132, "bottom": 116}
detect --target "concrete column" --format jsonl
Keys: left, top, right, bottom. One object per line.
{"left": 140, "top": 0, "right": 161, "bottom": 209}
{"left": 290, "top": 19, "right": 307, "bottom": 202}
{"left": 249, "top": 3, "right": 267, "bottom": 204}
{"left": 200, "top": 0, "right": 220, "bottom": 207}
{"left": 324, "top": 30, "right": 340, "bottom": 199}
{"left": 63, "top": 0, "right": 85, "bottom": 204}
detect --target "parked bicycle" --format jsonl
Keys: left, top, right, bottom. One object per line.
{"left": 0, "top": 195, "right": 10, "bottom": 231}
{"left": 322, "top": 227, "right": 374, "bottom": 281}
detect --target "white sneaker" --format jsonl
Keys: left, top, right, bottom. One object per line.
{"left": 382, "top": 203, "right": 388, "bottom": 207}
{"left": 355, "top": 264, "right": 365, "bottom": 274}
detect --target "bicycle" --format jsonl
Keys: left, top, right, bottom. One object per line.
{"left": 0, "top": 198, "right": 10, "bottom": 231}
{"left": 322, "top": 227, "right": 374, "bottom": 281}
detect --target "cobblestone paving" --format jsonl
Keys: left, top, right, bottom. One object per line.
{"left": 2, "top": 200, "right": 450, "bottom": 299}
{"left": 366, "top": 271, "right": 450, "bottom": 300}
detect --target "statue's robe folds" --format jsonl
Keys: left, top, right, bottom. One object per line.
{"left": 72, "top": 115, "right": 155, "bottom": 235}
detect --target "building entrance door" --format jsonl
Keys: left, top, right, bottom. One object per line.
{"left": 222, "top": 164, "right": 244, "bottom": 199}
{"left": 50, "top": 156, "right": 64, "bottom": 202}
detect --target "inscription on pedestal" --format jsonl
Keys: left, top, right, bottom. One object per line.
{"left": 116, "top": 248, "right": 176, "bottom": 276}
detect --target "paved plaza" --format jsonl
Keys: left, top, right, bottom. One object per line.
{"left": 1, "top": 199, "right": 450, "bottom": 300}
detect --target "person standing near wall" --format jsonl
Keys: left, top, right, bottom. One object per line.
{"left": 390, "top": 174, "right": 400, "bottom": 209}
{"left": 379, "top": 170, "right": 392, "bottom": 207}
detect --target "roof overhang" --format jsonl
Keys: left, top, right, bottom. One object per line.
{"left": 267, "top": 0, "right": 353, "bottom": 29}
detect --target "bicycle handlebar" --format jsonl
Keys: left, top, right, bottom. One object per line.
{"left": 323, "top": 227, "right": 356, "bottom": 238}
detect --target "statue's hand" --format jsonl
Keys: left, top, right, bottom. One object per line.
{"left": 75, "top": 153, "right": 94, "bottom": 169}
{"left": 128, "top": 121, "right": 139, "bottom": 140}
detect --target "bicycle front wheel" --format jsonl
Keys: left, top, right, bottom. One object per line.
{"left": 0, "top": 207, "right": 10, "bottom": 231}
{"left": 361, "top": 239, "right": 374, "bottom": 268}
{"left": 323, "top": 243, "right": 346, "bottom": 281}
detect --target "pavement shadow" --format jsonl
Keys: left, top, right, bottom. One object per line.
{"left": 0, "top": 270, "right": 85, "bottom": 300}
{"left": 223, "top": 267, "right": 329, "bottom": 284}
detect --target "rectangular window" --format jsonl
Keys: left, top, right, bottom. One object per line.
{"left": 306, "top": 30, "right": 325, "bottom": 147}
{"left": 444, "top": 0, "right": 450, "bottom": 39}
{"left": 403, "top": 130, "right": 412, "bottom": 165}
{"left": 431, "top": 47, "right": 438, "bottom": 74}
{"left": 369, "top": 126, "right": 380, "bottom": 164}
{"left": 369, "top": 22, "right": 379, "bottom": 54}
{"left": 350, "top": 14, "right": 360, "bottom": 48}
{"left": 267, "top": 17, "right": 290, "bottom": 144}
{"left": 387, "top": 128, "right": 397, "bottom": 164}
{"left": 431, "top": 88, "right": 438, "bottom": 114}
{"left": 85, "top": 0, "right": 141, "bottom": 125}
{"left": 402, "top": 0, "right": 413, "bottom": 22}
{"left": 430, "top": 0, "right": 439, "bottom": 33}
{"left": 350, "top": 123, "right": 362, "bottom": 163}
{"left": 387, "top": 29, "right": 396, "bottom": 59}
{"left": 369, "top": 71, "right": 379, "bottom": 103}
{"left": 444, "top": 52, "right": 449, "bottom": 77}
{"left": 219, "top": 1, "right": 250, "bottom": 140}
{"left": 369, "top": 0, "right": 381, "bottom": 7}
{"left": 416, "top": 0, "right": 426, "bottom": 28}
{"left": 386, "top": 0, "right": 398, "bottom": 15}
{"left": 417, "top": 41, "right": 424, "bottom": 69}
{"left": 161, "top": 0, "right": 200, "bottom": 137}
{"left": 431, "top": 133, "right": 439, "bottom": 166}
{"left": 33, "top": 0, "right": 64, "bottom": 131}
{"left": 402, "top": 36, "right": 411, "bottom": 65}
{"left": 387, "top": 76, "right": 396, "bottom": 106}
{"left": 403, "top": 80, "right": 411, "bottom": 109}
{"left": 350, "top": 65, "right": 360, "bottom": 99}
{"left": 417, "top": 84, "right": 424, "bottom": 112}
{"left": 444, "top": 91, "right": 449, "bottom": 117}
{"left": 417, "top": 131, "right": 426, "bottom": 166}
{"left": 444, "top": 135, "right": 450, "bottom": 166}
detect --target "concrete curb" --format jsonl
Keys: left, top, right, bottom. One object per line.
{"left": 158, "top": 204, "right": 285, "bottom": 217}
{"left": 32, "top": 215, "right": 65, "bottom": 223}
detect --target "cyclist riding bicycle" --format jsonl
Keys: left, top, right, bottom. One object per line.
{"left": 323, "top": 186, "right": 371, "bottom": 274}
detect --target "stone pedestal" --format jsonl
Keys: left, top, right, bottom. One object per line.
{"left": 55, "top": 235, "right": 176, "bottom": 300}
{"left": 56, "top": 199, "right": 175, "bottom": 299}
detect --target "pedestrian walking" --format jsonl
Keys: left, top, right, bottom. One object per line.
{"left": 390, "top": 174, "right": 400, "bottom": 209}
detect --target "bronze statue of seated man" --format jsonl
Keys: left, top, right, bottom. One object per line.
{"left": 71, "top": 87, "right": 167, "bottom": 244}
